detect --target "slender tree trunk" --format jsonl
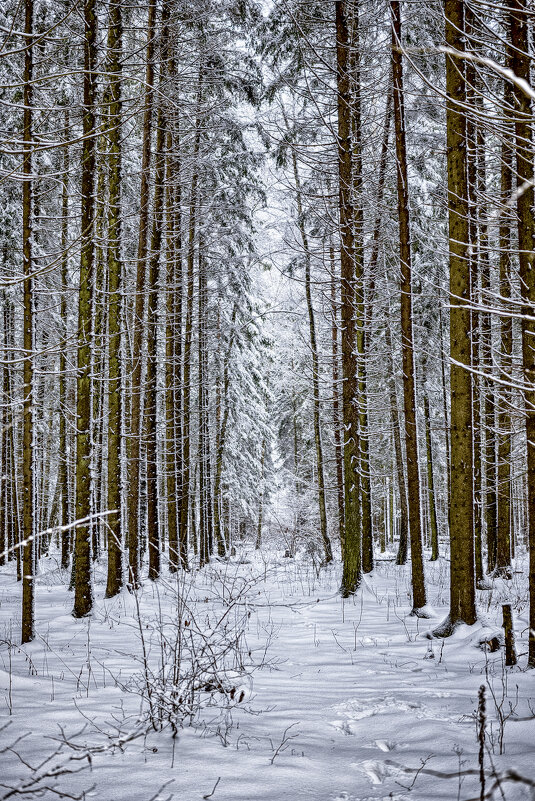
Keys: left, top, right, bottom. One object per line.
{"left": 213, "top": 308, "right": 237, "bottom": 557}
{"left": 495, "top": 94, "right": 514, "bottom": 576}
{"left": 127, "top": 1, "right": 156, "bottom": 588}
{"left": 105, "top": 0, "right": 123, "bottom": 597}
{"left": 509, "top": 0, "right": 535, "bottom": 666}
{"left": 0, "top": 295, "right": 6, "bottom": 568}
{"left": 4, "top": 302, "right": 20, "bottom": 575}
{"left": 336, "top": 0, "right": 361, "bottom": 595}
{"left": 60, "top": 111, "right": 71, "bottom": 570}
{"left": 21, "top": 0, "right": 35, "bottom": 642}
{"left": 165, "top": 115, "right": 181, "bottom": 571}
{"left": 179, "top": 77, "right": 203, "bottom": 569}
{"left": 439, "top": 303, "right": 451, "bottom": 533}
{"left": 290, "top": 150, "right": 332, "bottom": 564}
{"left": 391, "top": 0, "right": 427, "bottom": 613}
{"left": 255, "top": 439, "right": 267, "bottom": 550}
{"left": 435, "top": 0, "right": 476, "bottom": 634}
{"left": 73, "top": 0, "right": 97, "bottom": 618}
{"left": 349, "top": 5, "right": 372, "bottom": 575}
{"left": 385, "top": 323, "right": 409, "bottom": 565}
{"left": 330, "top": 253, "right": 344, "bottom": 549}
{"left": 197, "top": 248, "right": 214, "bottom": 564}
{"left": 92, "top": 85, "right": 110, "bottom": 565}
{"left": 464, "top": 16, "right": 484, "bottom": 588}
{"left": 145, "top": 7, "right": 169, "bottom": 580}
{"left": 424, "top": 391, "right": 439, "bottom": 561}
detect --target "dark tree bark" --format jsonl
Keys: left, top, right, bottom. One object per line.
{"left": 435, "top": 0, "right": 476, "bottom": 634}
{"left": 290, "top": 148, "right": 332, "bottom": 564}
{"left": 336, "top": 0, "right": 362, "bottom": 596}
{"left": 391, "top": 0, "right": 427, "bottom": 613}
{"left": 73, "top": 0, "right": 98, "bottom": 619}
{"left": 59, "top": 111, "right": 71, "bottom": 571}
{"left": 424, "top": 391, "right": 439, "bottom": 561}
{"left": 145, "top": 5, "right": 170, "bottom": 581}
{"left": 495, "top": 103, "right": 514, "bottom": 576}
{"left": 21, "top": 0, "right": 35, "bottom": 642}
{"left": 105, "top": 0, "right": 124, "bottom": 598}
{"left": 509, "top": 0, "right": 535, "bottom": 667}
{"left": 127, "top": 1, "right": 157, "bottom": 588}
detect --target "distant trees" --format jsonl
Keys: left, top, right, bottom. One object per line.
{"left": 1, "top": 0, "right": 534, "bottom": 663}
{"left": 263, "top": 0, "right": 535, "bottom": 650}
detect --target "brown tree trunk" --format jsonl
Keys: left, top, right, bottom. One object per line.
{"left": 495, "top": 102, "right": 514, "bottom": 576}
{"left": 145, "top": 7, "right": 170, "bottom": 580}
{"left": 330, "top": 254, "right": 345, "bottom": 549}
{"left": 179, "top": 76, "right": 203, "bottom": 569}
{"left": 127, "top": 1, "right": 157, "bottom": 587}
{"left": 336, "top": 0, "right": 361, "bottom": 595}
{"left": 105, "top": 0, "right": 124, "bottom": 598}
{"left": 21, "top": 0, "right": 35, "bottom": 642}
{"left": 391, "top": 0, "right": 427, "bottom": 613}
{"left": 59, "top": 111, "right": 71, "bottom": 570}
{"left": 73, "top": 0, "right": 97, "bottom": 619}
{"left": 435, "top": 0, "right": 476, "bottom": 634}
{"left": 509, "top": 0, "right": 535, "bottom": 666}
{"left": 289, "top": 148, "right": 332, "bottom": 564}
{"left": 385, "top": 320, "right": 409, "bottom": 565}
{"left": 165, "top": 113, "right": 182, "bottom": 572}
{"left": 424, "top": 391, "right": 439, "bottom": 561}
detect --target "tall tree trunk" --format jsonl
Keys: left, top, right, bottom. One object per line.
{"left": 391, "top": 0, "right": 427, "bottom": 613}
{"left": 439, "top": 303, "right": 452, "bottom": 534}
{"left": 213, "top": 308, "right": 237, "bottom": 557}
{"left": 349, "top": 5, "right": 372, "bottom": 575}
{"left": 336, "top": 0, "right": 361, "bottom": 596}
{"left": 165, "top": 114, "right": 182, "bottom": 572}
{"left": 330, "top": 252, "right": 345, "bottom": 549}
{"left": 509, "top": 0, "right": 535, "bottom": 667}
{"left": 424, "top": 391, "right": 439, "bottom": 561}
{"left": 464, "top": 16, "right": 484, "bottom": 588}
{"left": 435, "top": 0, "right": 476, "bottom": 634}
{"left": 385, "top": 322, "right": 409, "bottom": 565}
{"left": 495, "top": 91, "right": 514, "bottom": 576}
{"left": 105, "top": 0, "right": 124, "bottom": 598}
{"left": 73, "top": 0, "right": 97, "bottom": 618}
{"left": 21, "top": 0, "right": 35, "bottom": 642}
{"left": 179, "top": 78, "right": 203, "bottom": 569}
{"left": 0, "top": 295, "right": 6, "bottom": 568}
{"left": 290, "top": 149, "right": 332, "bottom": 564}
{"left": 59, "top": 111, "right": 71, "bottom": 570}
{"left": 127, "top": 1, "right": 156, "bottom": 588}
{"left": 197, "top": 254, "right": 213, "bottom": 565}
{"left": 4, "top": 301, "right": 20, "bottom": 575}
{"left": 145, "top": 6, "right": 169, "bottom": 580}
{"left": 256, "top": 439, "right": 267, "bottom": 550}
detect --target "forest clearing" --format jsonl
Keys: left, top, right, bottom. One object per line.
{"left": 1, "top": 0, "right": 535, "bottom": 797}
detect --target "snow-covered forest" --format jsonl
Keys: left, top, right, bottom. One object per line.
{"left": 1, "top": 0, "right": 535, "bottom": 798}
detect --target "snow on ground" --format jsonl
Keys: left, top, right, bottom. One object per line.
{"left": 0, "top": 549, "right": 534, "bottom": 801}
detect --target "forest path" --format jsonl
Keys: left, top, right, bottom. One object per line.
{"left": 0, "top": 553, "right": 533, "bottom": 801}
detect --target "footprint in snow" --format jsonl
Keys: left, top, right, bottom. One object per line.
{"left": 357, "top": 759, "right": 400, "bottom": 785}
{"left": 330, "top": 695, "right": 454, "bottom": 726}
{"left": 374, "top": 739, "right": 397, "bottom": 752}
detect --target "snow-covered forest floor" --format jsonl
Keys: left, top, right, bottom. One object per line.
{"left": 0, "top": 548, "right": 534, "bottom": 801}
